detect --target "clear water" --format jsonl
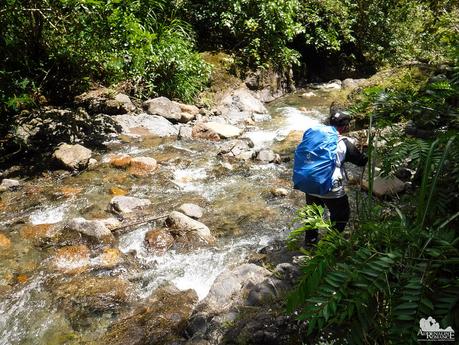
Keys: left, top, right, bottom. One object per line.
{"left": 0, "top": 89, "right": 336, "bottom": 344}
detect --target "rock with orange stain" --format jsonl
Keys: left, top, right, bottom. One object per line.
{"left": 110, "top": 186, "right": 128, "bottom": 196}
{"left": 16, "top": 274, "right": 28, "bottom": 284}
{"left": 59, "top": 187, "right": 83, "bottom": 197}
{"left": 0, "top": 233, "right": 11, "bottom": 249}
{"left": 110, "top": 155, "right": 132, "bottom": 169}
{"left": 145, "top": 229, "right": 175, "bottom": 255}
{"left": 20, "top": 224, "right": 56, "bottom": 240}
{"left": 52, "top": 245, "right": 90, "bottom": 274}
{"left": 95, "top": 247, "right": 124, "bottom": 268}
{"left": 0, "top": 201, "right": 5, "bottom": 210}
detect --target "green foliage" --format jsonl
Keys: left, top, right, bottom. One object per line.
{"left": 183, "top": 0, "right": 303, "bottom": 69}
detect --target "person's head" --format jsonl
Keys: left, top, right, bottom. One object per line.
{"left": 329, "top": 111, "right": 351, "bottom": 134}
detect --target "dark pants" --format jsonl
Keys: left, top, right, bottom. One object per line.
{"left": 304, "top": 194, "right": 350, "bottom": 243}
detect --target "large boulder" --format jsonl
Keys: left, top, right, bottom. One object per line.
{"left": 99, "top": 285, "right": 198, "bottom": 345}
{"left": 197, "top": 263, "right": 271, "bottom": 315}
{"left": 75, "top": 88, "right": 135, "bottom": 114}
{"left": 53, "top": 143, "right": 92, "bottom": 170}
{"left": 143, "top": 97, "right": 182, "bottom": 123}
{"left": 219, "top": 88, "right": 268, "bottom": 124}
{"left": 110, "top": 196, "right": 151, "bottom": 213}
{"left": 53, "top": 276, "right": 133, "bottom": 322}
{"left": 113, "top": 113, "right": 179, "bottom": 137}
{"left": 67, "top": 217, "right": 113, "bottom": 240}
{"left": 166, "top": 211, "right": 215, "bottom": 245}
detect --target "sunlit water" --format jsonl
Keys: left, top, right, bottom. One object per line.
{"left": 0, "top": 89, "right": 336, "bottom": 344}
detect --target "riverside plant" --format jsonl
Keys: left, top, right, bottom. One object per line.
{"left": 287, "top": 126, "right": 458, "bottom": 344}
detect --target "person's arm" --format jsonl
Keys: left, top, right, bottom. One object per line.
{"left": 342, "top": 138, "right": 367, "bottom": 166}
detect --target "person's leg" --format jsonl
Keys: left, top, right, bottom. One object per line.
{"left": 305, "top": 194, "right": 325, "bottom": 244}
{"left": 323, "top": 195, "right": 350, "bottom": 232}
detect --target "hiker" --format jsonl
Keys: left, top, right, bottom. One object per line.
{"left": 293, "top": 109, "right": 367, "bottom": 246}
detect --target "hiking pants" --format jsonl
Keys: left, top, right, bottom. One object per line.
{"left": 304, "top": 194, "right": 350, "bottom": 243}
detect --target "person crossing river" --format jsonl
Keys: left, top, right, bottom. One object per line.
{"left": 293, "top": 108, "right": 367, "bottom": 247}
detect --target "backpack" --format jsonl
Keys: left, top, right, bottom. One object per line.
{"left": 292, "top": 124, "right": 338, "bottom": 195}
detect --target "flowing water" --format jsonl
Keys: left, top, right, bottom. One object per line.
{"left": 0, "top": 90, "right": 336, "bottom": 344}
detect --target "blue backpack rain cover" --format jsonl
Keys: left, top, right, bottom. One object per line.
{"left": 293, "top": 125, "right": 338, "bottom": 195}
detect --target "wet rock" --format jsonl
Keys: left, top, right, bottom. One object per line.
{"left": 99, "top": 285, "right": 198, "bottom": 345}
{"left": 252, "top": 113, "right": 272, "bottom": 122}
{"left": 0, "top": 178, "right": 21, "bottom": 192}
{"left": 67, "top": 217, "right": 113, "bottom": 239}
{"left": 166, "top": 211, "right": 215, "bottom": 245}
{"left": 53, "top": 143, "right": 92, "bottom": 170}
{"left": 113, "top": 113, "right": 179, "bottom": 137}
{"left": 256, "top": 149, "right": 277, "bottom": 163}
{"left": 178, "top": 203, "right": 203, "bottom": 219}
{"left": 192, "top": 122, "right": 221, "bottom": 141}
{"left": 110, "top": 196, "right": 151, "bottom": 213}
{"left": 271, "top": 188, "right": 289, "bottom": 197}
{"left": 362, "top": 176, "right": 405, "bottom": 197}
{"left": 197, "top": 263, "right": 271, "bottom": 315}
{"left": 218, "top": 139, "right": 255, "bottom": 161}
{"left": 129, "top": 156, "right": 158, "bottom": 176}
{"left": 203, "top": 122, "right": 242, "bottom": 139}
{"left": 143, "top": 97, "right": 182, "bottom": 123}
{"left": 19, "top": 224, "right": 58, "bottom": 240}
{"left": 110, "top": 154, "right": 132, "bottom": 168}
{"left": 271, "top": 130, "right": 303, "bottom": 155}
{"left": 0, "top": 233, "right": 11, "bottom": 249}
{"left": 310, "top": 79, "right": 342, "bottom": 90}
{"left": 246, "top": 278, "right": 291, "bottom": 306}
{"left": 94, "top": 247, "right": 124, "bottom": 269}
{"left": 145, "top": 228, "right": 175, "bottom": 254}
{"left": 51, "top": 245, "right": 91, "bottom": 274}
{"left": 110, "top": 186, "right": 129, "bottom": 196}
{"left": 53, "top": 275, "right": 132, "bottom": 321}
{"left": 178, "top": 125, "right": 193, "bottom": 140}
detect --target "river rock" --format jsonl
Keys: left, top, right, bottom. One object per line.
{"left": 310, "top": 79, "right": 342, "bottom": 90}
{"left": 342, "top": 78, "right": 367, "bottom": 90}
{"left": 218, "top": 139, "right": 254, "bottom": 161}
{"left": 178, "top": 203, "right": 203, "bottom": 219}
{"left": 99, "top": 285, "right": 198, "bottom": 345}
{"left": 0, "top": 179, "right": 21, "bottom": 192}
{"left": 110, "top": 154, "right": 132, "bottom": 168}
{"left": 110, "top": 196, "right": 151, "bottom": 213}
{"left": 271, "top": 188, "right": 289, "bottom": 197}
{"left": 301, "top": 91, "right": 316, "bottom": 98}
{"left": 19, "top": 223, "right": 59, "bottom": 240}
{"left": 361, "top": 176, "right": 405, "bottom": 197}
{"left": 130, "top": 156, "right": 157, "bottom": 171}
{"left": 173, "top": 101, "right": 200, "bottom": 123}
{"left": 113, "top": 113, "right": 179, "bottom": 137}
{"left": 52, "top": 245, "right": 91, "bottom": 274}
{"left": 67, "top": 217, "right": 113, "bottom": 239}
{"left": 203, "top": 122, "right": 242, "bottom": 139}
{"left": 192, "top": 122, "right": 221, "bottom": 141}
{"left": 166, "top": 211, "right": 214, "bottom": 245}
{"left": 143, "top": 97, "right": 182, "bottom": 123}
{"left": 145, "top": 228, "right": 175, "bottom": 254}
{"left": 220, "top": 88, "right": 268, "bottom": 115}
{"left": 178, "top": 125, "right": 193, "bottom": 140}
{"left": 197, "top": 263, "right": 271, "bottom": 315}
{"left": 93, "top": 247, "right": 125, "bottom": 269}
{"left": 256, "top": 149, "right": 277, "bottom": 163}
{"left": 53, "top": 276, "right": 133, "bottom": 322}
{"left": 75, "top": 88, "right": 136, "bottom": 114}
{"left": 53, "top": 143, "right": 92, "bottom": 170}
{"left": 0, "top": 233, "right": 11, "bottom": 249}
